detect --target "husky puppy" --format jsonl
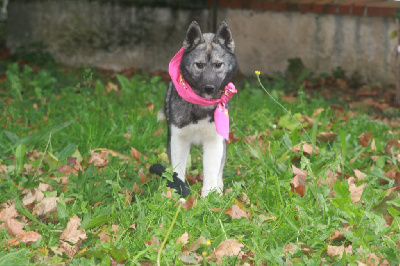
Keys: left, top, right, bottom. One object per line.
{"left": 151, "top": 21, "right": 237, "bottom": 197}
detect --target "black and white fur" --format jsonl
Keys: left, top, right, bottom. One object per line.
{"left": 154, "top": 21, "right": 237, "bottom": 197}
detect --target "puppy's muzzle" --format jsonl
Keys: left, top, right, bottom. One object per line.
{"left": 204, "top": 85, "right": 215, "bottom": 94}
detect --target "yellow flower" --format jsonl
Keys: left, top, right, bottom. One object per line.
{"left": 206, "top": 239, "right": 211, "bottom": 246}
{"left": 202, "top": 251, "right": 207, "bottom": 256}
{"left": 255, "top": 70, "right": 261, "bottom": 76}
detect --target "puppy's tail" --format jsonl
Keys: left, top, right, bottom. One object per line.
{"left": 149, "top": 163, "right": 190, "bottom": 198}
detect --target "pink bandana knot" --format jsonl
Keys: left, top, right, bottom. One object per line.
{"left": 169, "top": 47, "right": 237, "bottom": 141}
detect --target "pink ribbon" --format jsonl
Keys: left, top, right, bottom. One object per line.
{"left": 169, "top": 47, "right": 236, "bottom": 141}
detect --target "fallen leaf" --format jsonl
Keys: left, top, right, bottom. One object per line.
{"left": 182, "top": 196, "right": 196, "bottom": 210}
{"left": 17, "top": 231, "right": 41, "bottom": 244}
{"left": 5, "top": 218, "right": 26, "bottom": 236}
{"left": 32, "top": 197, "right": 60, "bottom": 216}
{"left": 123, "top": 133, "right": 131, "bottom": 139}
{"left": 186, "top": 236, "right": 207, "bottom": 252}
{"left": 129, "top": 223, "right": 136, "bottom": 229}
{"left": 327, "top": 245, "right": 352, "bottom": 260}
{"left": 354, "top": 169, "right": 367, "bottom": 181}
{"left": 228, "top": 130, "right": 240, "bottom": 143}
{"left": 0, "top": 203, "right": 18, "bottom": 222}
{"left": 152, "top": 124, "right": 164, "bottom": 136}
{"left": 317, "top": 131, "right": 337, "bottom": 142}
{"left": 211, "top": 239, "right": 244, "bottom": 258}
{"left": 291, "top": 165, "right": 308, "bottom": 178}
{"left": 162, "top": 187, "right": 172, "bottom": 199}
{"left": 138, "top": 168, "right": 149, "bottom": 184}
{"left": 292, "top": 142, "right": 318, "bottom": 156}
{"left": 106, "top": 82, "right": 119, "bottom": 93}
{"left": 60, "top": 215, "right": 87, "bottom": 244}
{"left": 176, "top": 232, "right": 189, "bottom": 245}
{"left": 131, "top": 147, "right": 141, "bottom": 161}
{"left": 348, "top": 177, "right": 366, "bottom": 203}
{"left": 144, "top": 237, "right": 160, "bottom": 246}
{"left": 370, "top": 138, "right": 377, "bottom": 151}
{"left": 225, "top": 204, "right": 249, "bottom": 220}
{"left": 359, "top": 132, "right": 372, "bottom": 147}
{"left": 384, "top": 138, "right": 400, "bottom": 155}
{"left": 312, "top": 108, "right": 324, "bottom": 118}
{"left": 132, "top": 183, "right": 142, "bottom": 194}
{"left": 98, "top": 230, "right": 111, "bottom": 243}
{"left": 60, "top": 238, "right": 83, "bottom": 257}
{"left": 290, "top": 165, "right": 308, "bottom": 197}
{"left": 22, "top": 188, "right": 45, "bottom": 208}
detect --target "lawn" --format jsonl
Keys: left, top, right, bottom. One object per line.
{"left": 0, "top": 54, "right": 399, "bottom": 265}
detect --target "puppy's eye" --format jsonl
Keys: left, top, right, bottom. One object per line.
{"left": 195, "top": 63, "right": 204, "bottom": 69}
{"left": 215, "top": 63, "right": 223, "bottom": 69}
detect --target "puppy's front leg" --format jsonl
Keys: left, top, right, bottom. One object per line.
{"left": 202, "top": 134, "right": 225, "bottom": 197}
{"left": 169, "top": 125, "right": 191, "bottom": 183}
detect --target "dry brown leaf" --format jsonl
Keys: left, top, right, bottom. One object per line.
{"left": 60, "top": 238, "right": 83, "bottom": 257}
{"left": 182, "top": 196, "right": 196, "bottom": 210}
{"left": 152, "top": 124, "right": 164, "bottom": 136}
{"left": 33, "top": 197, "right": 60, "bottom": 216}
{"left": 0, "top": 203, "right": 18, "bottom": 222}
{"left": 123, "top": 133, "right": 131, "bottom": 139}
{"left": 312, "top": 108, "right": 325, "bottom": 118}
{"left": 317, "top": 131, "right": 337, "bottom": 142}
{"left": 292, "top": 142, "right": 318, "bottom": 156}
{"left": 359, "top": 132, "right": 372, "bottom": 147}
{"left": 290, "top": 165, "right": 308, "bottom": 197}
{"left": 88, "top": 150, "right": 109, "bottom": 168}
{"left": 98, "top": 230, "right": 111, "bottom": 243}
{"left": 17, "top": 231, "right": 41, "bottom": 244}
{"left": 131, "top": 147, "right": 141, "bottom": 161}
{"left": 381, "top": 168, "right": 400, "bottom": 186}
{"left": 327, "top": 245, "right": 352, "bottom": 260}
{"left": 129, "top": 223, "right": 136, "bottom": 229}
{"left": 354, "top": 169, "right": 367, "bottom": 181}
{"left": 144, "top": 237, "right": 160, "bottom": 246}
{"left": 370, "top": 138, "right": 377, "bottom": 151}
{"left": 106, "top": 82, "right": 119, "bottom": 93}
{"left": 132, "top": 183, "right": 142, "bottom": 194}
{"left": 326, "top": 226, "right": 354, "bottom": 242}
{"left": 186, "top": 236, "right": 207, "bottom": 252}
{"left": 162, "top": 187, "right": 172, "bottom": 199}
{"left": 291, "top": 175, "right": 306, "bottom": 197}
{"left": 60, "top": 215, "right": 87, "bottom": 244}
{"left": 22, "top": 188, "right": 45, "bottom": 208}
{"left": 225, "top": 204, "right": 249, "bottom": 220}
{"left": 211, "top": 239, "right": 244, "bottom": 258}
{"left": 291, "top": 165, "right": 308, "bottom": 178}
{"left": 138, "top": 168, "right": 149, "bottom": 184}
{"left": 384, "top": 138, "right": 400, "bottom": 155}
{"left": 228, "top": 130, "right": 240, "bottom": 143}
{"left": 5, "top": 218, "right": 26, "bottom": 236}
{"left": 365, "top": 252, "right": 389, "bottom": 265}
{"left": 176, "top": 232, "right": 189, "bottom": 245}
{"left": 348, "top": 177, "right": 366, "bottom": 203}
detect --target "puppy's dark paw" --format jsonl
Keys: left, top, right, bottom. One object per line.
{"left": 150, "top": 163, "right": 190, "bottom": 198}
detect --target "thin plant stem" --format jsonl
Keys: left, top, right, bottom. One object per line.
{"left": 157, "top": 202, "right": 183, "bottom": 266}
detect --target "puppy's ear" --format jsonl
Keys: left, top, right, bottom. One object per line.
{"left": 214, "top": 21, "right": 235, "bottom": 53}
{"left": 183, "top": 21, "right": 205, "bottom": 51}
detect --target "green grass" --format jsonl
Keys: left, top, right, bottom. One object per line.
{"left": 0, "top": 59, "right": 399, "bottom": 265}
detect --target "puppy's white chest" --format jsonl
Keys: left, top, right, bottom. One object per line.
{"left": 172, "top": 118, "right": 218, "bottom": 145}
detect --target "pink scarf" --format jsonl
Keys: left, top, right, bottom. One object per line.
{"left": 169, "top": 47, "right": 237, "bottom": 141}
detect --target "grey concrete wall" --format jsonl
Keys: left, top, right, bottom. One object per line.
{"left": 6, "top": 1, "right": 398, "bottom": 84}
{"left": 219, "top": 9, "right": 397, "bottom": 84}
{"left": 7, "top": 1, "right": 212, "bottom": 71}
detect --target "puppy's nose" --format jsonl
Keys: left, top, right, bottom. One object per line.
{"left": 204, "top": 85, "right": 215, "bottom": 94}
